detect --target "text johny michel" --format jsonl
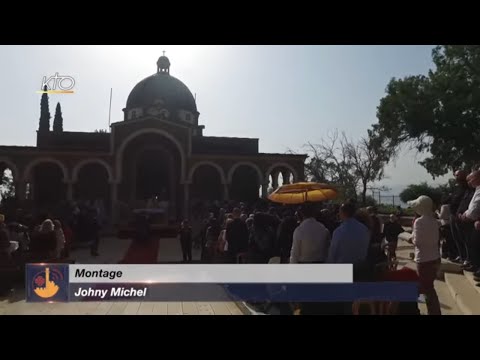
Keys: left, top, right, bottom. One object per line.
{"left": 74, "top": 287, "right": 147, "bottom": 299}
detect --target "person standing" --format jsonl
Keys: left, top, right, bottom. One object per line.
{"left": 437, "top": 198, "right": 456, "bottom": 261}
{"left": 328, "top": 203, "right": 370, "bottom": 265}
{"left": 277, "top": 212, "right": 298, "bottom": 263}
{"left": 0, "top": 214, "right": 12, "bottom": 256}
{"left": 89, "top": 208, "right": 101, "bottom": 257}
{"left": 382, "top": 214, "right": 404, "bottom": 261}
{"left": 367, "top": 206, "right": 383, "bottom": 246}
{"left": 460, "top": 170, "right": 480, "bottom": 279}
{"left": 408, "top": 195, "right": 441, "bottom": 315}
{"left": 290, "top": 203, "right": 330, "bottom": 264}
{"left": 202, "top": 218, "right": 221, "bottom": 263}
{"left": 30, "top": 219, "right": 57, "bottom": 260}
{"left": 225, "top": 208, "right": 249, "bottom": 263}
{"left": 450, "top": 170, "right": 473, "bottom": 265}
{"left": 178, "top": 219, "right": 193, "bottom": 263}
{"left": 53, "top": 220, "right": 65, "bottom": 259}
{"left": 249, "top": 212, "right": 278, "bottom": 263}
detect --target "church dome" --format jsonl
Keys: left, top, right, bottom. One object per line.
{"left": 126, "top": 55, "right": 197, "bottom": 113}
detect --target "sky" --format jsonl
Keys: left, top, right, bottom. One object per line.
{"left": 0, "top": 45, "right": 450, "bottom": 196}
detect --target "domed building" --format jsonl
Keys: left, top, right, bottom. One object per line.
{"left": 0, "top": 55, "right": 306, "bottom": 221}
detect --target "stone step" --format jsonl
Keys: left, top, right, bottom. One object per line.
{"left": 445, "top": 272, "right": 480, "bottom": 315}
{"left": 417, "top": 277, "right": 462, "bottom": 315}
{"left": 463, "top": 271, "right": 480, "bottom": 296}
{"left": 439, "top": 260, "right": 463, "bottom": 277}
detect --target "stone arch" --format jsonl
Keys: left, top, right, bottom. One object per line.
{"left": 25, "top": 158, "right": 68, "bottom": 207}
{"left": 74, "top": 163, "right": 111, "bottom": 212}
{"left": 228, "top": 162, "right": 263, "bottom": 202}
{"left": 23, "top": 157, "right": 69, "bottom": 182}
{"left": 227, "top": 161, "right": 263, "bottom": 184}
{"left": 264, "top": 162, "right": 299, "bottom": 184}
{"left": 188, "top": 161, "right": 227, "bottom": 184}
{"left": 189, "top": 163, "right": 225, "bottom": 203}
{"left": 72, "top": 159, "right": 114, "bottom": 183}
{"left": 0, "top": 157, "right": 19, "bottom": 180}
{"left": 116, "top": 128, "right": 186, "bottom": 183}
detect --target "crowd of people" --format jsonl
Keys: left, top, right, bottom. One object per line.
{"left": 3, "top": 168, "right": 480, "bottom": 314}
{"left": 178, "top": 168, "right": 480, "bottom": 316}
{"left": 178, "top": 198, "right": 420, "bottom": 314}
{"left": 437, "top": 170, "right": 480, "bottom": 286}
{"left": 0, "top": 200, "right": 105, "bottom": 269}
{"left": 183, "top": 200, "right": 400, "bottom": 268}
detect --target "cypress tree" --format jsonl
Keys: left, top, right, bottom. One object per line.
{"left": 53, "top": 102, "right": 63, "bottom": 132}
{"left": 38, "top": 85, "right": 50, "bottom": 132}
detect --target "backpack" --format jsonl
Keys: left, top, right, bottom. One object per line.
{"left": 253, "top": 226, "right": 275, "bottom": 253}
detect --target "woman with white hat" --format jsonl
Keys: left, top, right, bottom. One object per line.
{"left": 407, "top": 195, "right": 441, "bottom": 315}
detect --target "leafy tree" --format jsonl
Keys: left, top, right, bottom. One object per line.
{"left": 375, "top": 45, "right": 480, "bottom": 178}
{"left": 94, "top": 129, "right": 108, "bottom": 133}
{"left": 0, "top": 170, "right": 15, "bottom": 200}
{"left": 363, "top": 195, "right": 377, "bottom": 207}
{"left": 436, "top": 178, "right": 456, "bottom": 200}
{"left": 399, "top": 182, "right": 443, "bottom": 206}
{"left": 53, "top": 102, "right": 63, "bottom": 132}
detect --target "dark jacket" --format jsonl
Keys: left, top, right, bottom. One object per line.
{"left": 383, "top": 221, "right": 404, "bottom": 243}
{"left": 277, "top": 216, "right": 297, "bottom": 261}
{"left": 179, "top": 227, "right": 192, "bottom": 243}
{"left": 370, "top": 215, "right": 383, "bottom": 244}
{"left": 457, "top": 187, "right": 475, "bottom": 216}
{"left": 226, "top": 218, "right": 249, "bottom": 255}
{"left": 451, "top": 182, "right": 470, "bottom": 215}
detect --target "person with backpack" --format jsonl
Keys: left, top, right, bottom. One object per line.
{"left": 249, "top": 212, "right": 277, "bottom": 263}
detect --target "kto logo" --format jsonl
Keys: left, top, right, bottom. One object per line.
{"left": 37, "top": 72, "right": 75, "bottom": 94}
{"left": 26, "top": 264, "right": 69, "bottom": 302}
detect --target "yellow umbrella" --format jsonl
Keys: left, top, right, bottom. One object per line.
{"left": 268, "top": 182, "right": 338, "bottom": 204}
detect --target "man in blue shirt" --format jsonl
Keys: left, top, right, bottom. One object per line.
{"left": 328, "top": 202, "right": 370, "bottom": 264}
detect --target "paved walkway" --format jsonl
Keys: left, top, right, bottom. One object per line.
{"left": 0, "top": 236, "right": 244, "bottom": 315}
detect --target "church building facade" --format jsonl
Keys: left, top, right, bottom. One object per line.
{"left": 0, "top": 55, "right": 306, "bottom": 219}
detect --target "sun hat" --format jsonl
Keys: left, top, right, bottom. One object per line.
{"left": 407, "top": 195, "right": 434, "bottom": 216}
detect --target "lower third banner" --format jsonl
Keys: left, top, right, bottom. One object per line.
{"left": 67, "top": 282, "right": 419, "bottom": 302}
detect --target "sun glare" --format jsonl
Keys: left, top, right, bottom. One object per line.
{"left": 92, "top": 45, "right": 212, "bottom": 76}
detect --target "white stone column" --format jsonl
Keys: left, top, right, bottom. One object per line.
{"left": 27, "top": 182, "right": 34, "bottom": 200}
{"left": 272, "top": 171, "right": 280, "bottom": 189}
{"left": 261, "top": 183, "right": 269, "bottom": 198}
{"left": 282, "top": 171, "right": 291, "bottom": 185}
